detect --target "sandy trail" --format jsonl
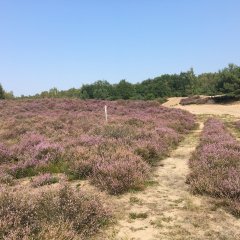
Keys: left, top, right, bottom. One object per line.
{"left": 162, "top": 97, "right": 240, "bottom": 117}
{"left": 102, "top": 121, "right": 240, "bottom": 240}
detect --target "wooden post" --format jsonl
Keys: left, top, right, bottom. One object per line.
{"left": 104, "top": 105, "right": 108, "bottom": 123}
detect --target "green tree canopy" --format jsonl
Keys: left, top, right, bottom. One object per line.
{"left": 216, "top": 64, "right": 240, "bottom": 95}
{"left": 115, "top": 79, "right": 135, "bottom": 99}
{"left": 0, "top": 84, "right": 5, "bottom": 99}
{"left": 18, "top": 63, "right": 240, "bottom": 100}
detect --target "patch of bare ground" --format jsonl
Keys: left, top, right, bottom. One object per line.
{"left": 96, "top": 121, "right": 240, "bottom": 240}
{"left": 163, "top": 97, "right": 240, "bottom": 117}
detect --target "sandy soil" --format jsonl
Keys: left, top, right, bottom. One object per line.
{"left": 162, "top": 97, "right": 240, "bottom": 117}
{"left": 100, "top": 122, "right": 240, "bottom": 240}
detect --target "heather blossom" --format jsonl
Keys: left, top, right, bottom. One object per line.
{"left": 188, "top": 118, "right": 240, "bottom": 216}
{"left": 235, "top": 120, "right": 240, "bottom": 129}
{"left": 0, "top": 99, "right": 196, "bottom": 193}
{"left": 0, "top": 143, "right": 14, "bottom": 163}
{"left": 0, "top": 99, "right": 197, "bottom": 238}
{"left": 31, "top": 173, "right": 59, "bottom": 187}
{"left": 0, "top": 185, "right": 111, "bottom": 239}
{"left": 8, "top": 132, "right": 63, "bottom": 178}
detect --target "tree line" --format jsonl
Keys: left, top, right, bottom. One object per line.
{"left": 0, "top": 84, "right": 14, "bottom": 99}
{"left": 1, "top": 63, "right": 240, "bottom": 100}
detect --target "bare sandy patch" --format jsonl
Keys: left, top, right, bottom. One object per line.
{"left": 163, "top": 97, "right": 240, "bottom": 117}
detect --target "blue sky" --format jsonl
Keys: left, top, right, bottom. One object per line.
{"left": 0, "top": 0, "right": 240, "bottom": 96}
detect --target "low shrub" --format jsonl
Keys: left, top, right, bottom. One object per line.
{"left": 91, "top": 151, "right": 150, "bottom": 194}
{"left": 101, "top": 124, "right": 135, "bottom": 139}
{"left": 0, "top": 172, "right": 14, "bottom": 185}
{"left": 67, "top": 147, "right": 97, "bottom": 180}
{"left": 180, "top": 96, "right": 209, "bottom": 105}
{"left": 0, "top": 143, "right": 14, "bottom": 164}
{"left": 129, "top": 212, "right": 148, "bottom": 219}
{"left": 0, "top": 185, "right": 111, "bottom": 239}
{"left": 155, "top": 127, "right": 179, "bottom": 146}
{"left": 235, "top": 120, "right": 240, "bottom": 129}
{"left": 31, "top": 173, "right": 59, "bottom": 187}
{"left": 8, "top": 132, "right": 63, "bottom": 178}
{"left": 187, "top": 118, "right": 240, "bottom": 216}
{"left": 0, "top": 99, "right": 196, "bottom": 195}
{"left": 212, "top": 94, "right": 240, "bottom": 103}
{"left": 135, "top": 145, "right": 161, "bottom": 166}
{"left": 69, "top": 159, "right": 95, "bottom": 180}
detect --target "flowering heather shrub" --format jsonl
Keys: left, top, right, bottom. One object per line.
{"left": 8, "top": 132, "right": 63, "bottom": 178}
{"left": 135, "top": 143, "right": 166, "bottom": 165}
{"left": 125, "top": 118, "right": 144, "bottom": 127}
{"left": 0, "top": 143, "right": 14, "bottom": 163}
{"left": 135, "top": 135, "right": 172, "bottom": 165}
{"left": 14, "top": 132, "right": 63, "bottom": 163}
{"left": 31, "top": 173, "right": 59, "bottom": 187}
{"left": 91, "top": 151, "right": 150, "bottom": 194}
{"left": 0, "top": 185, "right": 111, "bottom": 239}
{"left": 69, "top": 158, "right": 95, "bottom": 180}
{"left": 235, "top": 120, "right": 240, "bottom": 129}
{"left": 78, "top": 134, "right": 104, "bottom": 146}
{"left": 101, "top": 124, "right": 136, "bottom": 139}
{"left": 35, "top": 220, "right": 79, "bottom": 240}
{"left": 179, "top": 95, "right": 209, "bottom": 105}
{"left": 0, "top": 172, "right": 14, "bottom": 185}
{"left": 188, "top": 118, "right": 240, "bottom": 216}
{"left": 155, "top": 126, "right": 179, "bottom": 145}
{"left": 67, "top": 146, "right": 97, "bottom": 179}
{"left": 0, "top": 99, "right": 195, "bottom": 194}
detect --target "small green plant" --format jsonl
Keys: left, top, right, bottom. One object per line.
{"left": 150, "top": 218, "right": 163, "bottom": 228}
{"left": 144, "top": 180, "right": 159, "bottom": 187}
{"left": 129, "top": 212, "right": 148, "bottom": 219}
{"left": 161, "top": 216, "right": 173, "bottom": 222}
{"left": 129, "top": 196, "right": 143, "bottom": 205}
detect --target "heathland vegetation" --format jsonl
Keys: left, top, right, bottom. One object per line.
{"left": 0, "top": 99, "right": 196, "bottom": 239}
{"left": 187, "top": 118, "right": 240, "bottom": 216}
{"left": 0, "top": 64, "right": 240, "bottom": 239}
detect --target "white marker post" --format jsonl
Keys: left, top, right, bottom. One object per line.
{"left": 104, "top": 105, "right": 108, "bottom": 123}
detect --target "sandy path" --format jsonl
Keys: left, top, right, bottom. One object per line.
{"left": 103, "top": 122, "right": 240, "bottom": 240}
{"left": 163, "top": 97, "right": 240, "bottom": 117}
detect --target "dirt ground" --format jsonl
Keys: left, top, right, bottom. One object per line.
{"left": 163, "top": 97, "right": 240, "bottom": 117}
{"left": 96, "top": 98, "right": 240, "bottom": 240}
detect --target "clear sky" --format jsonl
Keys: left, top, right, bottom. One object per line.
{"left": 0, "top": 0, "right": 240, "bottom": 96}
